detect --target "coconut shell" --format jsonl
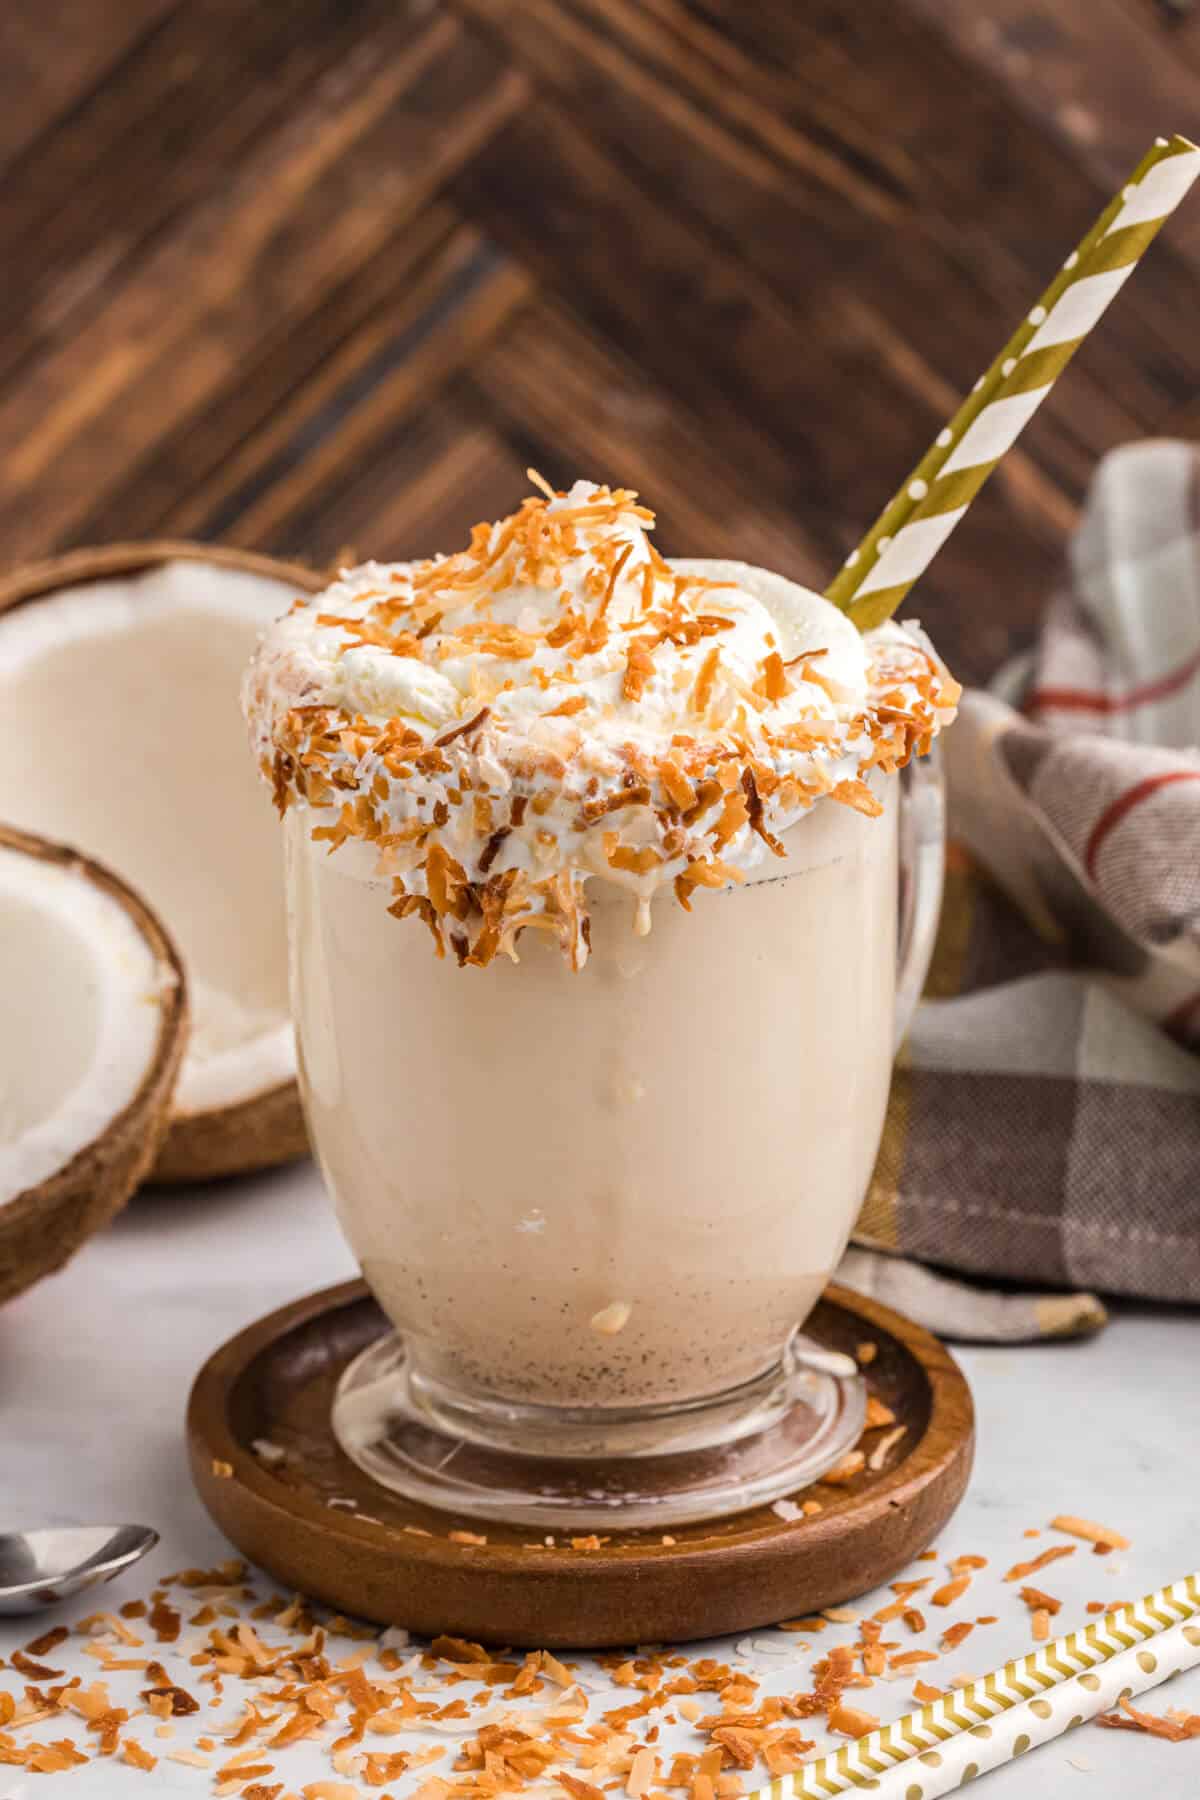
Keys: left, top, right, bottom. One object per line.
{"left": 151, "top": 1079, "right": 309, "bottom": 1185}
{"left": 0, "top": 827, "right": 189, "bottom": 1303}
{"left": 0, "top": 540, "right": 321, "bottom": 1184}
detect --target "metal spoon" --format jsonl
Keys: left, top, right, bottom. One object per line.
{"left": 0, "top": 1525, "right": 158, "bottom": 1616}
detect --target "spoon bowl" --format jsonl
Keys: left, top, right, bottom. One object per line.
{"left": 0, "top": 1525, "right": 158, "bottom": 1615}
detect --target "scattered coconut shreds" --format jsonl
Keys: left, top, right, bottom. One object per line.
{"left": 251, "top": 1439, "right": 288, "bottom": 1467}
{"left": 1096, "top": 1696, "right": 1200, "bottom": 1741}
{"left": 820, "top": 1451, "right": 865, "bottom": 1487}
{"left": 1004, "top": 1543, "right": 1076, "bottom": 1582}
{"left": 828, "top": 1702, "right": 880, "bottom": 1737}
{"left": 0, "top": 1515, "right": 1151, "bottom": 1791}
{"left": 1049, "top": 1515, "right": 1131, "bottom": 1553}
{"left": 867, "top": 1426, "right": 906, "bottom": 1472}
{"left": 930, "top": 1575, "right": 971, "bottom": 1608}
{"left": 1018, "top": 1585, "right": 1062, "bottom": 1619}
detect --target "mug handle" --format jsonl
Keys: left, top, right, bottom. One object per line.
{"left": 894, "top": 741, "right": 946, "bottom": 1050}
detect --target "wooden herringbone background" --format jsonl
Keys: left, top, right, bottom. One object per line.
{"left": 4, "top": 0, "right": 1200, "bottom": 682}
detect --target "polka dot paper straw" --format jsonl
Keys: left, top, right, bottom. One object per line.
{"left": 827, "top": 134, "right": 1200, "bottom": 631}
{"left": 757, "top": 1571, "right": 1200, "bottom": 1800}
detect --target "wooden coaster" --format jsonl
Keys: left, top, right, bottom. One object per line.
{"left": 188, "top": 1279, "right": 973, "bottom": 1648}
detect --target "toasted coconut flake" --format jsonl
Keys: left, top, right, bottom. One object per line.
{"left": 867, "top": 1426, "right": 907, "bottom": 1472}
{"left": 1049, "top": 1514, "right": 1130, "bottom": 1551}
{"left": 1004, "top": 1545, "right": 1075, "bottom": 1582}
{"left": 1017, "top": 1585, "right": 1062, "bottom": 1617}
{"left": 431, "top": 1637, "right": 493, "bottom": 1665}
{"left": 830, "top": 778, "right": 883, "bottom": 818}
{"left": 10, "top": 1649, "right": 63, "bottom": 1680}
{"left": 820, "top": 1451, "right": 865, "bottom": 1487}
{"left": 590, "top": 1301, "right": 633, "bottom": 1336}
{"left": 1097, "top": 1696, "right": 1200, "bottom": 1741}
{"left": 828, "top": 1702, "right": 880, "bottom": 1737}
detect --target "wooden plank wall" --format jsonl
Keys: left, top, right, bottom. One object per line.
{"left": 1, "top": 0, "right": 1198, "bottom": 680}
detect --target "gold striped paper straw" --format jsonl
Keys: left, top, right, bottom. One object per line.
{"left": 827, "top": 133, "right": 1200, "bottom": 631}
{"left": 747, "top": 1571, "right": 1200, "bottom": 1800}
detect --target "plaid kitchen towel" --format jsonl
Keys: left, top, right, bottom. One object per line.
{"left": 844, "top": 439, "right": 1200, "bottom": 1332}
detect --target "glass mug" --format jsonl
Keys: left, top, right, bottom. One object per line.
{"left": 285, "top": 751, "right": 944, "bottom": 1527}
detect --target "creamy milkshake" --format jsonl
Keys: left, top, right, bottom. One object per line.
{"left": 286, "top": 779, "right": 896, "bottom": 1409}
{"left": 245, "top": 477, "right": 957, "bottom": 1519}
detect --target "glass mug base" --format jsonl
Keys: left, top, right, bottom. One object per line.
{"left": 332, "top": 1329, "right": 867, "bottom": 1530}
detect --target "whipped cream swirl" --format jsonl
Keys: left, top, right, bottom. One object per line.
{"left": 244, "top": 479, "right": 958, "bottom": 966}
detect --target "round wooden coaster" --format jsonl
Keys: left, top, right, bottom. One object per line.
{"left": 188, "top": 1279, "right": 973, "bottom": 1648}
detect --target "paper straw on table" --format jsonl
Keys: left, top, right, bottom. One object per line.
{"left": 826, "top": 133, "right": 1200, "bottom": 632}
{"left": 746, "top": 1572, "right": 1200, "bottom": 1800}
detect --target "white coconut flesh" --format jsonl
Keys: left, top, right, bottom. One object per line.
{"left": 0, "top": 845, "right": 169, "bottom": 1203}
{"left": 0, "top": 561, "right": 298, "bottom": 1125}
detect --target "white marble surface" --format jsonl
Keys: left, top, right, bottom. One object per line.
{"left": 2, "top": 1156, "right": 1199, "bottom": 1797}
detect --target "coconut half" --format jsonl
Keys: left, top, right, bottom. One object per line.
{"left": 0, "top": 544, "right": 319, "bottom": 1182}
{"left": 0, "top": 827, "right": 187, "bottom": 1301}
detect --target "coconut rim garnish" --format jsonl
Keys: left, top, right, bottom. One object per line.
{"left": 245, "top": 479, "right": 959, "bottom": 970}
